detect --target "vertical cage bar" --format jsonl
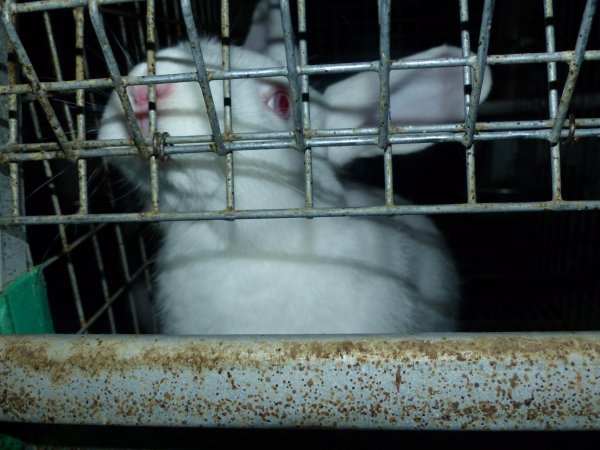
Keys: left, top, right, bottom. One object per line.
{"left": 76, "top": 36, "right": 88, "bottom": 220}
{"left": 64, "top": 237, "right": 87, "bottom": 329}
{"left": 377, "top": 0, "right": 391, "bottom": 149}
{"left": 279, "top": 0, "right": 306, "bottom": 154}
{"left": 27, "top": 99, "right": 87, "bottom": 330}
{"left": 79, "top": 2, "right": 132, "bottom": 331}
{"left": 378, "top": 0, "right": 394, "bottom": 206}
{"left": 544, "top": 0, "right": 562, "bottom": 201}
{"left": 146, "top": 0, "right": 157, "bottom": 136}
{"left": 77, "top": 159, "right": 88, "bottom": 214}
{"left": 138, "top": 234, "right": 157, "bottom": 332}
{"left": 117, "top": 15, "right": 129, "bottom": 58}
{"left": 543, "top": 0, "right": 559, "bottom": 119}
{"left": 43, "top": 11, "right": 75, "bottom": 136}
{"left": 221, "top": 0, "right": 235, "bottom": 211}
{"left": 146, "top": 0, "right": 161, "bottom": 213}
{"left": 459, "top": 0, "right": 473, "bottom": 118}
{"left": 463, "top": 0, "right": 494, "bottom": 149}
{"left": 74, "top": 7, "right": 85, "bottom": 141}
{"left": 133, "top": 0, "right": 147, "bottom": 55}
{"left": 0, "top": 17, "right": 29, "bottom": 289}
{"left": 43, "top": 10, "right": 89, "bottom": 213}
{"left": 88, "top": 0, "right": 150, "bottom": 158}
{"left": 297, "top": 0, "right": 313, "bottom": 209}
{"left": 180, "top": 0, "right": 227, "bottom": 157}
{"left": 149, "top": 158, "right": 160, "bottom": 212}
{"left": 459, "top": 0, "right": 477, "bottom": 204}
{"left": 101, "top": 157, "right": 141, "bottom": 334}
{"left": 548, "top": 0, "right": 597, "bottom": 145}
{"left": 99, "top": 137, "right": 145, "bottom": 332}
{"left": 465, "top": 146, "right": 477, "bottom": 203}
{"left": 115, "top": 225, "right": 140, "bottom": 334}
{"left": 91, "top": 228, "right": 117, "bottom": 333}
{"left": 8, "top": 164, "right": 19, "bottom": 217}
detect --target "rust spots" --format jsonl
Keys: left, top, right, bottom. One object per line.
{"left": 509, "top": 373, "right": 520, "bottom": 389}
{"left": 226, "top": 371, "right": 237, "bottom": 390}
{"left": 1, "top": 335, "right": 600, "bottom": 429}
{"left": 395, "top": 367, "right": 401, "bottom": 392}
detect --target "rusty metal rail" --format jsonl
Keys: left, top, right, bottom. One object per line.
{"left": 1, "top": 333, "right": 599, "bottom": 430}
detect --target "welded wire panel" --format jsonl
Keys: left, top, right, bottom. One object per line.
{"left": 0, "top": 0, "right": 598, "bottom": 226}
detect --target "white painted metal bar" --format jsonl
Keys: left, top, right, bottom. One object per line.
{"left": 1, "top": 333, "right": 598, "bottom": 430}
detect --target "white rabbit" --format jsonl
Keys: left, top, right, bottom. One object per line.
{"left": 98, "top": 7, "right": 491, "bottom": 334}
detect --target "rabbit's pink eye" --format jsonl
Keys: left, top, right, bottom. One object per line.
{"left": 266, "top": 89, "right": 291, "bottom": 120}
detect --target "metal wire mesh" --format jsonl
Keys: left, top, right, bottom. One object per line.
{"left": 0, "top": 0, "right": 598, "bottom": 224}
{"left": 1, "top": 0, "right": 598, "bottom": 333}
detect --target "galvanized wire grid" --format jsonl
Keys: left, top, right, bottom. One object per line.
{"left": 0, "top": 0, "right": 599, "bottom": 227}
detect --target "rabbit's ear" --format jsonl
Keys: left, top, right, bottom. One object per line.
{"left": 322, "top": 45, "right": 492, "bottom": 166}
{"left": 245, "top": 0, "right": 286, "bottom": 61}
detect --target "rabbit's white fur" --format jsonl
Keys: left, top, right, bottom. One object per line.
{"left": 98, "top": 36, "right": 489, "bottom": 333}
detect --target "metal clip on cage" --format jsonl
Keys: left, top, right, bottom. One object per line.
{"left": 1, "top": 0, "right": 600, "bottom": 434}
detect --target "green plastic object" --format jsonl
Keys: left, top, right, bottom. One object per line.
{"left": 0, "top": 267, "right": 54, "bottom": 334}
{"left": 0, "top": 434, "right": 27, "bottom": 450}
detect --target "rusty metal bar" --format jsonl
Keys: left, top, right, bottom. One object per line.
{"left": 378, "top": 0, "right": 394, "bottom": 207}
{"left": 145, "top": 0, "right": 161, "bottom": 212}
{"left": 4, "top": 121, "right": 600, "bottom": 164}
{"left": 1, "top": 333, "right": 599, "bottom": 429}
{"left": 7, "top": 0, "right": 140, "bottom": 14}
{"left": 544, "top": 0, "right": 563, "bottom": 201}
{"left": 74, "top": 6, "right": 85, "bottom": 141}
{"left": 459, "top": 0, "right": 477, "bottom": 204}
{"left": 145, "top": 0, "right": 157, "bottom": 136}
{"left": 279, "top": 0, "right": 305, "bottom": 154}
{"left": 180, "top": 0, "right": 226, "bottom": 156}
{"left": 137, "top": 232, "right": 157, "bottom": 332}
{"left": 297, "top": 0, "right": 313, "bottom": 209}
{"left": 548, "top": 0, "right": 597, "bottom": 145}
{"left": 377, "top": 0, "right": 391, "bottom": 152}
{"left": 2, "top": 50, "right": 600, "bottom": 97}
{"left": 2, "top": 198, "right": 600, "bottom": 227}
{"left": 221, "top": 0, "right": 235, "bottom": 211}
{"left": 42, "top": 11, "right": 76, "bottom": 137}
{"left": 90, "top": 227, "right": 117, "bottom": 333}
{"left": 88, "top": 0, "right": 150, "bottom": 158}
{"left": 463, "top": 0, "right": 494, "bottom": 149}
{"left": 133, "top": 0, "right": 146, "bottom": 55}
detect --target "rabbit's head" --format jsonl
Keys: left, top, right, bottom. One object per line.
{"left": 247, "top": 0, "right": 493, "bottom": 167}
{"left": 99, "top": 40, "right": 298, "bottom": 206}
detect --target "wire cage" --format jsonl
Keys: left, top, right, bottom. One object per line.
{"left": 1, "top": 0, "right": 600, "bottom": 443}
